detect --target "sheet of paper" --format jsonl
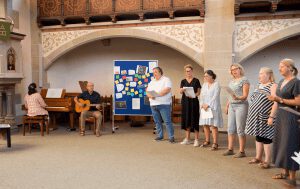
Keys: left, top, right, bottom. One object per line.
{"left": 130, "top": 82, "right": 137, "bottom": 87}
{"left": 116, "top": 84, "right": 124, "bottom": 92}
{"left": 46, "top": 88, "right": 63, "bottom": 98}
{"left": 280, "top": 107, "right": 300, "bottom": 116}
{"left": 183, "top": 87, "right": 195, "bottom": 98}
{"left": 114, "top": 66, "right": 120, "bottom": 74}
{"left": 149, "top": 61, "right": 158, "bottom": 73}
{"left": 200, "top": 108, "right": 213, "bottom": 119}
{"left": 147, "top": 90, "right": 159, "bottom": 97}
{"left": 126, "top": 77, "right": 133, "bottom": 82}
{"left": 224, "top": 87, "right": 235, "bottom": 97}
{"left": 128, "top": 70, "right": 135, "bottom": 75}
{"left": 116, "top": 93, "right": 122, "bottom": 99}
{"left": 132, "top": 98, "right": 140, "bottom": 110}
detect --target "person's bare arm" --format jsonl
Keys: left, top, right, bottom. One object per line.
{"left": 159, "top": 87, "right": 171, "bottom": 97}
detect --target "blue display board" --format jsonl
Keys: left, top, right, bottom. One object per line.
{"left": 113, "top": 60, "right": 158, "bottom": 115}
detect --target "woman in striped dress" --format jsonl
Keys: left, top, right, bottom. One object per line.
{"left": 245, "top": 67, "right": 277, "bottom": 169}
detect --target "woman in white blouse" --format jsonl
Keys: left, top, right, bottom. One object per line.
{"left": 199, "top": 70, "right": 223, "bottom": 150}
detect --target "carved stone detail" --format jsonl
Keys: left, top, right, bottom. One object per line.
{"left": 42, "top": 23, "right": 204, "bottom": 56}
{"left": 235, "top": 18, "right": 300, "bottom": 51}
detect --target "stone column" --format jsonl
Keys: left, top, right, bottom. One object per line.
{"left": 203, "top": 0, "right": 235, "bottom": 130}
{"left": 0, "top": 0, "right": 6, "bottom": 19}
{"left": 5, "top": 86, "right": 15, "bottom": 125}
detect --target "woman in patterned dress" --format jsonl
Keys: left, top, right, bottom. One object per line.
{"left": 24, "top": 83, "right": 48, "bottom": 117}
{"left": 245, "top": 67, "right": 277, "bottom": 169}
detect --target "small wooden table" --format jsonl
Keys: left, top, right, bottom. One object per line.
{"left": 0, "top": 124, "right": 11, "bottom": 148}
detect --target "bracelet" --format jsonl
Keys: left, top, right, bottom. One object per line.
{"left": 269, "top": 116, "right": 275, "bottom": 119}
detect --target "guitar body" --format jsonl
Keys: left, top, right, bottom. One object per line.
{"left": 75, "top": 99, "right": 91, "bottom": 113}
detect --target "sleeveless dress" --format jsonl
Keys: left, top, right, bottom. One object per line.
{"left": 245, "top": 83, "right": 275, "bottom": 139}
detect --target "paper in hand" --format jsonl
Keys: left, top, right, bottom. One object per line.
{"left": 200, "top": 108, "right": 213, "bottom": 119}
{"left": 224, "top": 87, "right": 235, "bottom": 97}
{"left": 147, "top": 90, "right": 159, "bottom": 97}
{"left": 183, "top": 87, "right": 196, "bottom": 98}
{"left": 280, "top": 107, "right": 300, "bottom": 116}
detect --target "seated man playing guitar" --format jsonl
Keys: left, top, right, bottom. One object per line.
{"left": 74, "top": 82, "right": 102, "bottom": 137}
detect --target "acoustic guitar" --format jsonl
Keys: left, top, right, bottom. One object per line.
{"left": 75, "top": 99, "right": 101, "bottom": 113}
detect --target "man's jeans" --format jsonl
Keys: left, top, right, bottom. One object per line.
{"left": 151, "top": 104, "right": 174, "bottom": 140}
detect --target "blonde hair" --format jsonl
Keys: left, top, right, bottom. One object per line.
{"left": 260, "top": 67, "right": 275, "bottom": 82}
{"left": 230, "top": 63, "right": 245, "bottom": 77}
{"left": 184, "top": 64, "right": 193, "bottom": 71}
{"left": 280, "top": 58, "right": 298, "bottom": 76}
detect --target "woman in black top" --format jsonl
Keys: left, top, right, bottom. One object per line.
{"left": 179, "top": 64, "right": 201, "bottom": 147}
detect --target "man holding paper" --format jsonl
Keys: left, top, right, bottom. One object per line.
{"left": 147, "top": 67, "right": 175, "bottom": 143}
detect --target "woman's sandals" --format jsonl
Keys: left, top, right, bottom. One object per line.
{"left": 272, "top": 173, "right": 289, "bottom": 179}
{"left": 210, "top": 143, "right": 218, "bottom": 151}
{"left": 248, "top": 158, "right": 262, "bottom": 164}
{"left": 200, "top": 141, "right": 210, "bottom": 148}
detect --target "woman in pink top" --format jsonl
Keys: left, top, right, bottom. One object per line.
{"left": 24, "top": 83, "right": 48, "bottom": 116}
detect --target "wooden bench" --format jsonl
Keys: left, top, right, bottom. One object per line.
{"left": 0, "top": 124, "right": 11, "bottom": 148}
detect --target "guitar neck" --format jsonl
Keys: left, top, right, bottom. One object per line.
{"left": 88, "top": 104, "right": 101, "bottom": 107}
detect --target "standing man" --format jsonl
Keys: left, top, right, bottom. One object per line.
{"left": 147, "top": 67, "right": 175, "bottom": 143}
{"left": 74, "top": 82, "right": 102, "bottom": 137}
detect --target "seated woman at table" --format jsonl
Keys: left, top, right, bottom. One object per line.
{"left": 24, "top": 83, "right": 48, "bottom": 117}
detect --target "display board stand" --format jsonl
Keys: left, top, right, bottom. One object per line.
{"left": 112, "top": 60, "right": 158, "bottom": 133}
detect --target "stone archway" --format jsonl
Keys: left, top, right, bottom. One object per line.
{"left": 236, "top": 23, "right": 300, "bottom": 63}
{"left": 42, "top": 27, "right": 203, "bottom": 70}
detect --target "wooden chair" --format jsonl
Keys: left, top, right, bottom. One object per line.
{"left": 78, "top": 108, "right": 105, "bottom": 135}
{"left": 22, "top": 115, "right": 49, "bottom": 136}
{"left": 172, "top": 96, "right": 182, "bottom": 123}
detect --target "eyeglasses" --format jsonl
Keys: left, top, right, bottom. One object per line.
{"left": 231, "top": 67, "right": 240, "bottom": 71}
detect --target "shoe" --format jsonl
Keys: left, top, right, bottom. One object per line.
{"left": 80, "top": 131, "right": 85, "bottom": 136}
{"left": 200, "top": 141, "right": 210, "bottom": 148}
{"left": 180, "top": 138, "right": 191, "bottom": 145}
{"left": 248, "top": 158, "right": 262, "bottom": 164}
{"left": 259, "top": 162, "right": 270, "bottom": 169}
{"left": 272, "top": 173, "right": 289, "bottom": 179}
{"left": 210, "top": 143, "right": 218, "bottom": 151}
{"left": 96, "top": 132, "right": 101, "bottom": 137}
{"left": 154, "top": 137, "right": 163, "bottom": 142}
{"left": 234, "top": 151, "right": 246, "bottom": 158}
{"left": 193, "top": 139, "right": 200, "bottom": 147}
{"left": 223, "top": 149, "right": 234, "bottom": 156}
{"left": 169, "top": 138, "right": 175, "bottom": 143}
